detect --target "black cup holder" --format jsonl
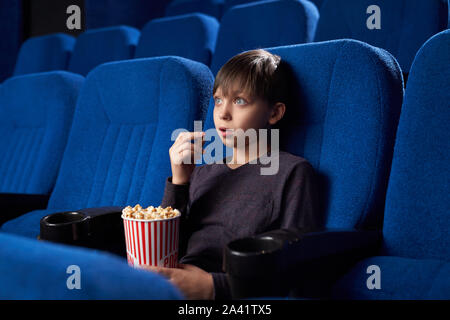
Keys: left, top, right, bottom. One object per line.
{"left": 43, "top": 211, "right": 87, "bottom": 225}
{"left": 40, "top": 211, "right": 90, "bottom": 245}
{"left": 224, "top": 235, "right": 287, "bottom": 299}
{"left": 39, "top": 208, "right": 126, "bottom": 257}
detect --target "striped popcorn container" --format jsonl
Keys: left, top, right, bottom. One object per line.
{"left": 122, "top": 215, "right": 180, "bottom": 268}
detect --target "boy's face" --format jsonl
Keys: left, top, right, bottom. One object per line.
{"left": 213, "top": 84, "right": 273, "bottom": 148}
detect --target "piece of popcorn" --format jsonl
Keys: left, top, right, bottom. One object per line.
{"left": 134, "top": 212, "right": 144, "bottom": 219}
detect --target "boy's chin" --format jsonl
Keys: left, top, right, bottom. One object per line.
{"left": 219, "top": 136, "right": 235, "bottom": 148}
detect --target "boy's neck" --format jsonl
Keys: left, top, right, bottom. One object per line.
{"left": 228, "top": 143, "right": 272, "bottom": 169}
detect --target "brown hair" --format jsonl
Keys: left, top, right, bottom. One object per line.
{"left": 213, "top": 49, "right": 291, "bottom": 107}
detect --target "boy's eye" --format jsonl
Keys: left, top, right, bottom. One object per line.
{"left": 214, "top": 97, "right": 222, "bottom": 105}
{"left": 234, "top": 97, "right": 247, "bottom": 105}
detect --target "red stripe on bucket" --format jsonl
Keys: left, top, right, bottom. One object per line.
{"left": 140, "top": 221, "right": 146, "bottom": 265}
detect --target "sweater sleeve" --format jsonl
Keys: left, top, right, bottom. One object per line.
{"left": 279, "top": 161, "right": 321, "bottom": 231}
{"left": 160, "top": 177, "right": 190, "bottom": 215}
{"left": 211, "top": 272, "right": 232, "bottom": 300}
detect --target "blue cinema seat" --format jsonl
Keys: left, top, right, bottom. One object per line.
{"left": 165, "top": 0, "right": 224, "bottom": 20}
{"left": 68, "top": 26, "right": 140, "bottom": 76}
{"left": 222, "top": 0, "right": 261, "bottom": 12}
{"left": 308, "top": 0, "right": 324, "bottom": 10}
{"left": 314, "top": 0, "right": 449, "bottom": 75}
{"left": 135, "top": 13, "right": 219, "bottom": 66}
{"left": 0, "top": 232, "right": 182, "bottom": 299}
{"left": 13, "top": 33, "right": 76, "bottom": 76}
{"left": 330, "top": 30, "right": 450, "bottom": 300}
{"left": 0, "top": 71, "right": 84, "bottom": 224}
{"left": 1, "top": 56, "right": 213, "bottom": 238}
{"left": 210, "top": 0, "right": 319, "bottom": 74}
{"left": 0, "top": 72, "right": 83, "bottom": 194}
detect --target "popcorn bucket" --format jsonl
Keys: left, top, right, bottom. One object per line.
{"left": 122, "top": 215, "right": 180, "bottom": 268}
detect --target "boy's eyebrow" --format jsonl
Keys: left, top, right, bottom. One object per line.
{"left": 224, "top": 89, "right": 251, "bottom": 97}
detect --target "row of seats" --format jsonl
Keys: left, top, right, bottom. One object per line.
{"left": 165, "top": 0, "right": 324, "bottom": 19}
{"left": 9, "top": 0, "right": 448, "bottom": 81}
{"left": 12, "top": 14, "right": 218, "bottom": 78}
{"left": 168, "top": 0, "right": 449, "bottom": 74}
{"left": 0, "top": 29, "right": 448, "bottom": 299}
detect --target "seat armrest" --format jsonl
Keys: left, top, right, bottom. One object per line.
{"left": 39, "top": 206, "right": 126, "bottom": 257}
{"left": 0, "top": 193, "right": 50, "bottom": 225}
{"left": 270, "top": 228, "right": 382, "bottom": 297}
{"left": 76, "top": 206, "right": 124, "bottom": 217}
{"left": 224, "top": 228, "right": 382, "bottom": 299}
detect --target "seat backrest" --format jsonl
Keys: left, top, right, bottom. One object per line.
{"left": 381, "top": 30, "right": 450, "bottom": 261}
{"left": 47, "top": 57, "right": 213, "bottom": 211}
{"left": 68, "top": 26, "right": 140, "bottom": 76}
{"left": 204, "top": 39, "right": 403, "bottom": 229}
{"left": 308, "top": 0, "right": 325, "bottom": 10}
{"left": 135, "top": 13, "right": 219, "bottom": 66}
{"left": 0, "top": 71, "right": 84, "bottom": 194}
{"left": 13, "top": 33, "right": 76, "bottom": 76}
{"left": 222, "top": 0, "right": 258, "bottom": 12}
{"left": 0, "top": 232, "right": 182, "bottom": 299}
{"left": 210, "top": 0, "right": 319, "bottom": 74}
{"left": 165, "top": 0, "right": 224, "bottom": 20}
{"left": 315, "top": 0, "right": 448, "bottom": 73}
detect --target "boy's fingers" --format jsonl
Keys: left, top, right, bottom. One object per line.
{"left": 141, "top": 265, "right": 174, "bottom": 278}
{"left": 175, "top": 141, "right": 192, "bottom": 154}
{"left": 177, "top": 142, "right": 204, "bottom": 159}
{"left": 177, "top": 131, "right": 205, "bottom": 144}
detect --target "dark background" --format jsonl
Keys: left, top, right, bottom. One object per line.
{"left": 0, "top": 0, "right": 171, "bottom": 82}
{"left": 23, "top": 0, "right": 87, "bottom": 38}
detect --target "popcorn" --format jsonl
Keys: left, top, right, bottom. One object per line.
{"left": 122, "top": 204, "right": 181, "bottom": 220}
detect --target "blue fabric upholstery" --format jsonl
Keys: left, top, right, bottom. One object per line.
{"left": 68, "top": 26, "right": 140, "bottom": 76}
{"left": 223, "top": 0, "right": 258, "bottom": 12}
{"left": 210, "top": 0, "right": 319, "bottom": 74}
{"left": 0, "top": 71, "right": 84, "bottom": 194}
{"left": 13, "top": 33, "right": 76, "bottom": 76}
{"left": 0, "top": 232, "right": 182, "bottom": 299}
{"left": 332, "top": 30, "right": 450, "bottom": 300}
{"left": 204, "top": 39, "right": 404, "bottom": 229}
{"left": 165, "top": 0, "right": 224, "bottom": 20}
{"left": 315, "top": 0, "right": 449, "bottom": 73}
{"left": 332, "top": 256, "right": 450, "bottom": 299}
{"left": 85, "top": 0, "right": 171, "bottom": 29}
{"left": 135, "top": 13, "right": 219, "bottom": 66}
{"left": 381, "top": 30, "right": 450, "bottom": 260}
{"left": 1, "top": 56, "right": 213, "bottom": 238}
{"left": 308, "top": 0, "right": 324, "bottom": 10}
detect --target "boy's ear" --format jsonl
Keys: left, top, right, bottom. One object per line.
{"left": 268, "top": 102, "right": 286, "bottom": 125}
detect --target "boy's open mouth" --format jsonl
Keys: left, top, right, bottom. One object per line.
{"left": 218, "top": 127, "right": 234, "bottom": 137}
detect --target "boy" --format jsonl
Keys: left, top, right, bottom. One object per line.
{"left": 143, "top": 49, "right": 320, "bottom": 299}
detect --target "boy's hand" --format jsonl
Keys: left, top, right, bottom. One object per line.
{"left": 141, "top": 263, "right": 214, "bottom": 300}
{"left": 169, "top": 131, "right": 205, "bottom": 185}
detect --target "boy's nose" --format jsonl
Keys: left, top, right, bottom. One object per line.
{"left": 219, "top": 102, "right": 232, "bottom": 120}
